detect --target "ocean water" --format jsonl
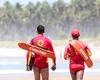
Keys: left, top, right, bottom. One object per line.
{"left": 0, "top": 47, "right": 100, "bottom": 77}
{"left": 0, "top": 57, "right": 100, "bottom": 79}
{"left": 0, "top": 57, "right": 100, "bottom": 74}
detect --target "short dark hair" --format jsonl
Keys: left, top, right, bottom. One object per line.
{"left": 72, "top": 36, "right": 79, "bottom": 39}
{"left": 37, "top": 25, "right": 45, "bottom": 34}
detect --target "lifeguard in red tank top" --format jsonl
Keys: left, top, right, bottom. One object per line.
{"left": 64, "top": 40, "right": 91, "bottom": 72}
{"left": 26, "top": 35, "right": 56, "bottom": 68}
{"left": 26, "top": 25, "right": 56, "bottom": 80}
{"left": 64, "top": 29, "right": 92, "bottom": 80}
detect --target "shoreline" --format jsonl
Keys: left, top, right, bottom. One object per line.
{"left": 0, "top": 73, "right": 100, "bottom": 80}
{"left": 0, "top": 46, "right": 100, "bottom": 80}
{"left": 0, "top": 47, "right": 100, "bottom": 62}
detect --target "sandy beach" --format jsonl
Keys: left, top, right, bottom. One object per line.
{"left": 1, "top": 73, "right": 100, "bottom": 80}
{"left": 0, "top": 45, "right": 100, "bottom": 80}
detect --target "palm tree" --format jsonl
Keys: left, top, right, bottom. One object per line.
{"left": 94, "top": 0, "right": 100, "bottom": 17}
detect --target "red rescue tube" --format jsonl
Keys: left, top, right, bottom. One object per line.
{"left": 70, "top": 40, "right": 93, "bottom": 68}
{"left": 18, "top": 42, "right": 55, "bottom": 58}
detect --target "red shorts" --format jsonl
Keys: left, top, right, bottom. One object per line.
{"left": 70, "top": 64, "right": 85, "bottom": 72}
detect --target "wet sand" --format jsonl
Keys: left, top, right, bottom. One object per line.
{"left": 0, "top": 47, "right": 100, "bottom": 80}
{"left": 0, "top": 73, "right": 100, "bottom": 80}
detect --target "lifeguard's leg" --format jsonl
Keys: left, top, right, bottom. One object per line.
{"left": 70, "top": 71, "right": 76, "bottom": 80}
{"left": 33, "top": 67, "right": 40, "bottom": 80}
{"left": 40, "top": 68, "right": 49, "bottom": 80}
{"left": 76, "top": 70, "right": 84, "bottom": 80}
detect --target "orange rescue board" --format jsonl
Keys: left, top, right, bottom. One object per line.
{"left": 70, "top": 40, "right": 93, "bottom": 68}
{"left": 18, "top": 42, "right": 55, "bottom": 58}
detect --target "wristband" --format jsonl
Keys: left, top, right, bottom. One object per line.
{"left": 26, "top": 64, "right": 29, "bottom": 67}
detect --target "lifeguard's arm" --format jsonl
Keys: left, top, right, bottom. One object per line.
{"left": 26, "top": 51, "right": 32, "bottom": 66}
{"left": 52, "top": 56, "right": 56, "bottom": 66}
{"left": 26, "top": 39, "right": 33, "bottom": 66}
{"left": 86, "top": 45, "right": 92, "bottom": 56}
{"left": 49, "top": 41, "right": 56, "bottom": 66}
{"left": 64, "top": 45, "right": 70, "bottom": 60}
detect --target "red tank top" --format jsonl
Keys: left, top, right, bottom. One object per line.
{"left": 27, "top": 35, "right": 55, "bottom": 68}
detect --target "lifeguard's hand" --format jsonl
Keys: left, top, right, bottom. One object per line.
{"left": 26, "top": 66, "right": 30, "bottom": 71}
{"left": 51, "top": 65, "right": 56, "bottom": 71}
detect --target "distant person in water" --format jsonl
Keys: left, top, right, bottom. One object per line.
{"left": 64, "top": 29, "right": 92, "bottom": 80}
{"left": 26, "top": 25, "right": 56, "bottom": 80}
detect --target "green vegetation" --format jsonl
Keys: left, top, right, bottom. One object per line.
{"left": 53, "top": 40, "right": 68, "bottom": 46}
{"left": 0, "top": 41, "right": 19, "bottom": 48}
{"left": 0, "top": 0, "right": 100, "bottom": 41}
{"left": 0, "top": 38, "right": 100, "bottom": 48}
{"left": 0, "top": 40, "right": 68, "bottom": 48}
